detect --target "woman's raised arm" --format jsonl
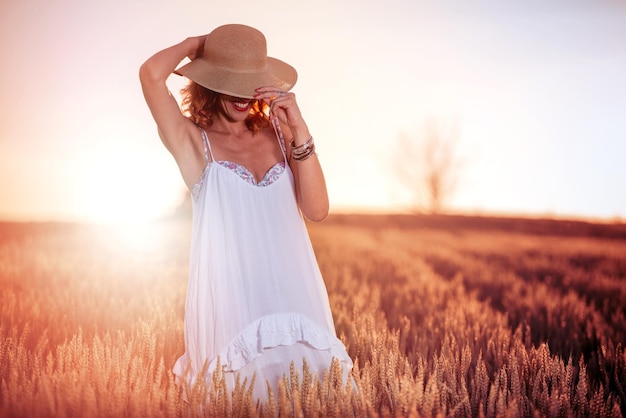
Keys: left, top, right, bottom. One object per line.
{"left": 139, "top": 36, "right": 205, "bottom": 156}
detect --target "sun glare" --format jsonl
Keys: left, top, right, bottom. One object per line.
{"left": 93, "top": 221, "right": 176, "bottom": 256}
{"left": 77, "top": 147, "right": 180, "bottom": 224}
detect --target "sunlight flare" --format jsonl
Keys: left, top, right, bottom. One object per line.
{"left": 77, "top": 148, "right": 180, "bottom": 224}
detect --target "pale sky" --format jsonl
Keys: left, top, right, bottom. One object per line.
{"left": 1, "top": 0, "right": 625, "bottom": 223}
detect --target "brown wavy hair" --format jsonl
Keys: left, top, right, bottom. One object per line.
{"left": 180, "top": 81, "right": 270, "bottom": 133}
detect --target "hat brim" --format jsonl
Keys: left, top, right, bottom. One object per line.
{"left": 174, "top": 57, "right": 297, "bottom": 99}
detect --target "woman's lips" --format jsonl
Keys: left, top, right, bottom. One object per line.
{"left": 232, "top": 101, "right": 250, "bottom": 112}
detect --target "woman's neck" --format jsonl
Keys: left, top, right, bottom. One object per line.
{"left": 211, "top": 117, "right": 249, "bottom": 136}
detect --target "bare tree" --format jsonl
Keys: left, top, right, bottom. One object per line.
{"left": 393, "top": 118, "right": 463, "bottom": 214}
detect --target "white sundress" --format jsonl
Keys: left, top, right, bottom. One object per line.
{"left": 173, "top": 122, "right": 353, "bottom": 400}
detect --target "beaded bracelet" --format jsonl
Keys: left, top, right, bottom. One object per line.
{"left": 293, "top": 144, "right": 316, "bottom": 161}
{"left": 291, "top": 136, "right": 314, "bottom": 154}
{"left": 291, "top": 136, "right": 316, "bottom": 161}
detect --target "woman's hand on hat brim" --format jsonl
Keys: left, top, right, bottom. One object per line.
{"left": 254, "top": 86, "right": 289, "bottom": 102}
{"left": 254, "top": 86, "right": 301, "bottom": 123}
{"left": 255, "top": 86, "right": 299, "bottom": 116}
{"left": 255, "top": 86, "right": 309, "bottom": 145}
{"left": 185, "top": 35, "right": 208, "bottom": 61}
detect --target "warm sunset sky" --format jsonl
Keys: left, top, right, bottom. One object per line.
{"left": 1, "top": 0, "right": 625, "bottom": 223}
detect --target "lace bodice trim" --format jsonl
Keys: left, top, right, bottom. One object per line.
{"left": 217, "top": 160, "right": 285, "bottom": 187}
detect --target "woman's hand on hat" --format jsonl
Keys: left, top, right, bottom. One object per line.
{"left": 255, "top": 87, "right": 305, "bottom": 131}
{"left": 185, "top": 35, "right": 207, "bottom": 61}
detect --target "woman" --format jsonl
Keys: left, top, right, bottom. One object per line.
{"left": 139, "top": 24, "right": 352, "bottom": 400}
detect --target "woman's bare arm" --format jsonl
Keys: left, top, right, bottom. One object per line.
{"left": 255, "top": 87, "right": 329, "bottom": 221}
{"left": 139, "top": 36, "right": 206, "bottom": 189}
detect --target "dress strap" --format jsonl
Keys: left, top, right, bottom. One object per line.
{"left": 200, "top": 129, "right": 215, "bottom": 163}
{"left": 271, "top": 116, "right": 288, "bottom": 162}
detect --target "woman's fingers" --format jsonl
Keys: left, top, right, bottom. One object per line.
{"left": 254, "top": 86, "right": 290, "bottom": 101}
{"left": 255, "top": 87, "right": 294, "bottom": 113}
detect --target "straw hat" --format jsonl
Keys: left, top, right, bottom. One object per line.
{"left": 174, "top": 24, "right": 297, "bottom": 99}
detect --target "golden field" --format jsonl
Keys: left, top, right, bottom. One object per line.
{"left": 1, "top": 214, "right": 625, "bottom": 417}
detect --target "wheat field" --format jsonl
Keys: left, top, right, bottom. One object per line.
{"left": 1, "top": 215, "right": 625, "bottom": 417}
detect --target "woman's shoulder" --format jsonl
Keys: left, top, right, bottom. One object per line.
{"left": 166, "top": 121, "right": 209, "bottom": 190}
